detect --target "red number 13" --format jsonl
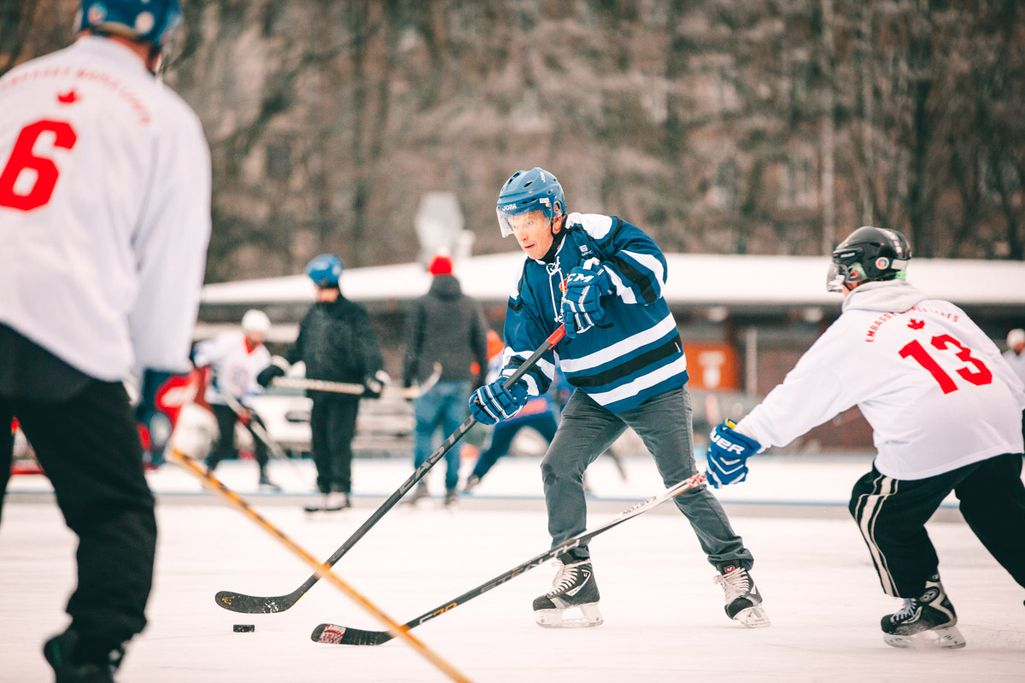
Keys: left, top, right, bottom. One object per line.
{"left": 899, "top": 334, "right": 993, "bottom": 394}
{"left": 0, "top": 119, "right": 78, "bottom": 211}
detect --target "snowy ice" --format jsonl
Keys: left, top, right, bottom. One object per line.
{"left": 2, "top": 453, "right": 1024, "bottom": 682}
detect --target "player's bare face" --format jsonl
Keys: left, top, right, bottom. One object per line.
{"left": 508, "top": 210, "right": 556, "bottom": 260}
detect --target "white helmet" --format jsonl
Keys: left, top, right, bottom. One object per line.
{"left": 1007, "top": 328, "right": 1025, "bottom": 349}
{"left": 241, "top": 309, "right": 271, "bottom": 336}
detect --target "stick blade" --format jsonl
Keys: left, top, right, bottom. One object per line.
{"left": 311, "top": 623, "right": 389, "bottom": 646}
{"left": 215, "top": 590, "right": 293, "bottom": 614}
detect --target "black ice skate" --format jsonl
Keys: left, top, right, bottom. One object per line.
{"left": 715, "top": 564, "right": 770, "bottom": 628}
{"left": 444, "top": 489, "right": 459, "bottom": 507}
{"left": 44, "top": 630, "right": 123, "bottom": 683}
{"left": 258, "top": 471, "right": 282, "bottom": 492}
{"left": 463, "top": 475, "right": 481, "bottom": 494}
{"left": 532, "top": 559, "right": 603, "bottom": 628}
{"left": 304, "top": 492, "right": 348, "bottom": 513}
{"left": 881, "top": 575, "right": 965, "bottom": 649}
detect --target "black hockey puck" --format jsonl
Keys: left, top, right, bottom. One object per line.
{"left": 233, "top": 624, "right": 255, "bottom": 633}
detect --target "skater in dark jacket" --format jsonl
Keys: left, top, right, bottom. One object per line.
{"left": 259, "top": 254, "right": 387, "bottom": 511}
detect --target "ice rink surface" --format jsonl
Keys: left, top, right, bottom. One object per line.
{"left": 3, "top": 454, "right": 1024, "bottom": 682}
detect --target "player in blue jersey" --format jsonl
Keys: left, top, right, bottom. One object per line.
{"left": 470, "top": 167, "right": 768, "bottom": 629}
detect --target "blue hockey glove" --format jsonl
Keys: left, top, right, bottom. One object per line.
{"left": 469, "top": 379, "right": 529, "bottom": 425}
{"left": 706, "top": 420, "right": 761, "bottom": 488}
{"left": 561, "top": 265, "right": 613, "bottom": 338}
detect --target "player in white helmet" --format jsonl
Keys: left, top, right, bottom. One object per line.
{"left": 706, "top": 226, "right": 1025, "bottom": 649}
{"left": 1004, "top": 328, "right": 1025, "bottom": 448}
{"left": 0, "top": 1, "right": 210, "bottom": 680}
{"left": 192, "top": 310, "right": 280, "bottom": 490}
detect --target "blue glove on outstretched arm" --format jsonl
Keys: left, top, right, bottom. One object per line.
{"left": 469, "top": 379, "right": 529, "bottom": 425}
{"left": 706, "top": 420, "right": 762, "bottom": 488}
{"left": 561, "top": 264, "right": 613, "bottom": 338}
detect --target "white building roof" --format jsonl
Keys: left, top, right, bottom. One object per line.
{"left": 201, "top": 252, "right": 1025, "bottom": 308}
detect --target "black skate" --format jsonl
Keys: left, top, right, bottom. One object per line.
{"left": 444, "top": 489, "right": 458, "bottom": 507}
{"left": 44, "top": 630, "right": 123, "bottom": 683}
{"left": 304, "top": 492, "right": 348, "bottom": 513}
{"left": 881, "top": 575, "right": 965, "bottom": 649}
{"left": 532, "top": 559, "right": 603, "bottom": 628}
{"left": 715, "top": 564, "right": 770, "bottom": 628}
{"left": 463, "top": 475, "right": 481, "bottom": 494}
{"left": 258, "top": 471, "right": 282, "bottom": 492}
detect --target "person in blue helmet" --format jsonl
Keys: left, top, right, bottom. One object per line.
{"left": 258, "top": 254, "right": 387, "bottom": 512}
{"left": 0, "top": 1, "right": 209, "bottom": 681}
{"left": 469, "top": 167, "right": 768, "bottom": 629}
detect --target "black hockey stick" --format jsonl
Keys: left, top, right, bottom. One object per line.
{"left": 310, "top": 472, "right": 707, "bottom": 645}
{"left": 215, "top": 325, "right": 567, "bottom": 614}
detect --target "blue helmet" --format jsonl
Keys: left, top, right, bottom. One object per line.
{"left": 496, "top": 167, "right": 565, "bottom": 237}
{"left": 306, "top": 254, "right": 343, "bottom": 289}
{"left": 77, "top": 0, "right": 183, "bottom": 51}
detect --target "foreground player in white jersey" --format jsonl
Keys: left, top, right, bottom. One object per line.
{"left": 706, "top": 226, "right": 1025, "bottom": 649}
{"left": 193, "top": 310, "right": 280, "bottom": 490}
{"left": 0, "top": 1, "right": 210, "bottom": 680}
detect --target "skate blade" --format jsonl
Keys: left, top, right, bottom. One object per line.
{"left": 535, "top": 604, "right": 603, "bottom": 629}
{"left": 884, "top": 625, "right": 965, "bottom": 650}
{"left": 732, "top": 605, "right": 771, "bottom": 629}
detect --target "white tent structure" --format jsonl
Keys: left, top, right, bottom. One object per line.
{"left": 201, "top": 251, "right": 1025, "bottom": 309}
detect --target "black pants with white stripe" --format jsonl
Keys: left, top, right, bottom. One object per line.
{"left": 849, "top": 453, "right": 1025, "bottom": 599}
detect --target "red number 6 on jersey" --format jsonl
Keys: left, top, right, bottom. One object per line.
{"left": 0, "top": 119, "right": 78, "bottom": 211}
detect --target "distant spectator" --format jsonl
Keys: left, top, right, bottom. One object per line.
{"left": 403, "top": 253, "right": 488, "bottom": 506}
{"left": 1005, "top": 328, "right": 1025, "bottom": 446}
{"left": 1005, "top": 329, "right": 1025, "bottom": 385}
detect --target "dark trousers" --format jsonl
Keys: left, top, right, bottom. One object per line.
{"left": 206, "top": 403, "right": 269, "bottom": 471}
{"left": 850, "top": 453, "right": 1025, "bottom": 598}
{"left": 471, "top": 411, "right": 559, "bottom": 481}
{"left": 542, "top": 387, "right": 753, "bottom": 569}
{"left": 310, "top": 394, "right": 359, "bottom": 494}
{"left": 0, "top": 381, "right": 156, "bottom": 649}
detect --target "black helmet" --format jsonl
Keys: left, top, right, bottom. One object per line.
{"left": 827, "top": 226, "right": 911, "bottom": 293}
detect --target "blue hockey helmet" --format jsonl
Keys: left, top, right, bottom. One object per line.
{"left": 496, "top": 167, "right": 565, "bottom": 237}
{"left": 827, "top": 226, "right": 911, "bottom": 293}
{"left": 77, "top": 0, "right": 183, "bottom": 51}
{"left": 306, "top": 254, "right": 344, "bottom": 289}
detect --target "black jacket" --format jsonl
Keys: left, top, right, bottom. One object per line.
{"left": 403, "top": 275, "right": 488, "bottom": 387}
{"left": 287, "top": 297, "right": 383, "bottom": 385}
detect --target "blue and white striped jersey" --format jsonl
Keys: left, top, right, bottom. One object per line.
{"left": 500, "top": 212, "right": 688, "bottom": 413}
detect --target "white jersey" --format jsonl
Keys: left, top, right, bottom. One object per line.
{"left": 0, "top": 37, "right": 211, "bottom": 381}
{"left": 736, "top": 281, "right": 1025, "bottom": 480}
{"left": 193, "top": 332, "right": 271, "bottom": 406}
{"left": 1003, "top": 349, "right": 1025, "bottom": 389}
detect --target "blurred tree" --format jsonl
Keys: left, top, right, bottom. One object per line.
{"left": 1, "top": 0, "right": 1021, "bottom": 281}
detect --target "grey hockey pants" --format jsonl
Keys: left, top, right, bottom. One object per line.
{"left": 542, "top": 386, "right": 754, "bottom": 570}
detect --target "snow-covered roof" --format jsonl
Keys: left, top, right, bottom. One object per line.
{"left": 201, "top": 252, "right": 1025, "bottom": 308}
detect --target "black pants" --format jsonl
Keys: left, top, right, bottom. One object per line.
{"left": 206, "top": 403, "right": 269, "bottom": 472}
{"left": 850, "top": 453, "right": 1025, "bottom": 598}
{"left": 310, "top": 394, "right": 359, "bottom": 494}
{"left": 0, "top": 381, "right": 156, "bottom": 650}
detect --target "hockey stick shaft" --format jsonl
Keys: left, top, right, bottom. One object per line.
{"left": 270, "top": 377, "right": 364, "bottom": 394}
{"left": 168, "top": 447, "right": 469, "bottom": 682}
{"left": 215, "top": 325, "right": 566, "bottom": 614}
{"left": 219, "top": 391, "right": 288, "bottom": 461}
{"left": 311, "top": 472, "right": 706, "bottom": 646}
